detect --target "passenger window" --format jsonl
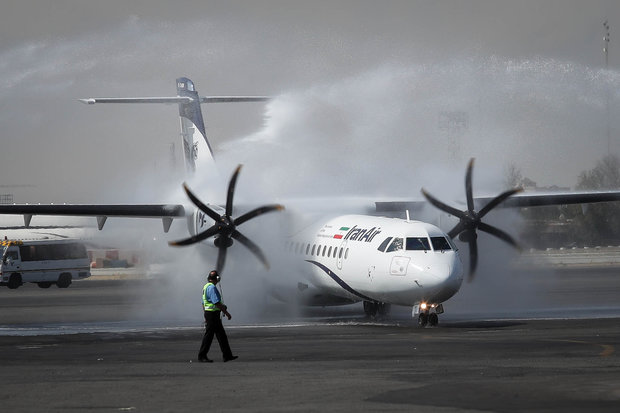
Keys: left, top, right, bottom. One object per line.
{"left": 406, "top": 237, "right": 431, "bottom": 251}
{"left": 322, "top": 247, "right": 327, "bottom": 257}
{"left": 345, "top": 248, "right": 349, "bottom": 259}
{"left": 311, "top": 245, "right": 316, "bottom": 256}
{"left": 306, "top": 244, "right": 310, "bottom": 255}
{"left": 338, "top": 248, "right": 343, "bottom": 259}
{"left": 430, "top": 237, "right": 452, "bottom": 251}
{"left": 327, "top": 246, "right": 332, "bottom": 257}
{"left": 377, "top": 237, "right": 393, "bottom": 252}
{"left": 317, "top": 245, "right": 321, "bottom": 256}
{"left": 385, "top": 238, "right": 403, "bottom": 252}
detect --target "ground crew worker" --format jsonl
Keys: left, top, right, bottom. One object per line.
{"left": 197, "top": 270, "right": 238, "bottom": 363}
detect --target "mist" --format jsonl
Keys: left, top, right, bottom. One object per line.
{"left": 2, "top": 2, "right": 620, "bottom": 323}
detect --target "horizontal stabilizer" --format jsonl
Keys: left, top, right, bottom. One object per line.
{"left": 79, "top": 96, "right": 271, "bottom": 105}
{"left": 79, "top": 97, "right": 192, "bottom": 105}
{"left": 200, "top": 96, "right": 271, "bottom": 103}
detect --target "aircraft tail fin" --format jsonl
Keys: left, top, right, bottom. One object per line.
{"left": 176, "top": 77, "right": 212, "bottom": 174}
{"left": 80, "top": 77, "right": 270, "bottom": 175}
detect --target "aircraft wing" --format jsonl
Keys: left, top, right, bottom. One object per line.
{"left": 374, "top": 190, "right": 620, "bottom": 213}
{"left": 0, "top": 204, "right": 186, "bottom": 232}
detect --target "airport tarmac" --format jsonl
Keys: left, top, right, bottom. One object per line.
{"left": 0, "top": 268, "right": 619, "bottom": 412}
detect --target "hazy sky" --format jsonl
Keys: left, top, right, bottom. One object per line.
{"left": 1, "top": 0, "right": 619, "bottom": 205}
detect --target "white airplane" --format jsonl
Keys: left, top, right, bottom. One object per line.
{"left": 3, "top": 77, "right": 620, "bottom": 326}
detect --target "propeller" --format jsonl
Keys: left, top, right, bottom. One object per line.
{"left": 421, "top": 158, "right": 522, "bottom": 281}
{"left": 169, "top": 164, "right": 284, "bottom": 273}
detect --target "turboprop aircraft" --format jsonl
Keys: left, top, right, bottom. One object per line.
{"left": 3, "top": 77, "right": 620, "bottom": 326}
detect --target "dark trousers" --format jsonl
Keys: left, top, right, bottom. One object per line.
{"left": 198, "top": 311, "right": 233, "bottom": 360}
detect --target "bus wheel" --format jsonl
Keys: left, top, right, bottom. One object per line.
{"left": 7, "top": 273, "right": 22, "bottom": 289}
{"left": 56, "top": 273, "right": 72, "bottom": 288}
{"left": 37, "top": 282, "right": 52, "bottom": 288}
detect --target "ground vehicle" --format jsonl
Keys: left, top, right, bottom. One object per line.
{"left": 0, "top": 239, "right": 91, "bottom": 289}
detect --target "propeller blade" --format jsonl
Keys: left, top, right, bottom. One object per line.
{"left": 421, "top": 189, "right": 468, "bottom": 220}
{"left": 232, "top": 229, "right": 270, "bottom": 270}
{"left": 168, "top": 224, "right": 221, "bottom": 246}
{"left": 478, "top": 188, "right": 523, "bottom": 218}
{"left": 465, "top": 158, "right": 475, "bottom": 213}
{"left": 447, "top": 221, "right": 468, "bottom": 239}
{"left": 183, "top": 183, "right": 221, "bottom": 222}
{"left": 234, "top": 204, "right": 285, "bottom": 226}
{"left": 226, "top": 165, "right": 243, "bottom": 217}
{"left": 478, "top": 222, "right": 521, "bottom": 251}
{"left": 468, "top": 238, "right": 478, "bottom": 282}
{"left": 216, "top": 245, "right": 228, "bottom": 273}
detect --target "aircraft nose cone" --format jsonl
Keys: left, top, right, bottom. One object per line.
{"left": 425, "top": 256, "right": 463, "bottom": 291}
{"left": 427, "top": 262, "right": 450, "bottom": 279}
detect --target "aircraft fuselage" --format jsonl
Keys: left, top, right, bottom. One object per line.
{"left": 288, "top": 214, "right": 464, "bottom": 307}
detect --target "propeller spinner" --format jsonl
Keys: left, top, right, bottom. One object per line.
{"left": 421, "top": 158, "right": 522, "bottom": 281}
{"left": 169, "top": 165, "right": 284, "bottom": 273}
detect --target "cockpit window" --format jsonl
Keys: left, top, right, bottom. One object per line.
{"left": 406, "top": 237, "right": 430, "bottom": 251}
{"left": 385, "top": 237, "right": 403, "bottom": 252}
{"left": 377, "top": 237, "right": 393, "bottom": 252}
{"left": 431, "top": 236, "right": 452, "bottom": 251}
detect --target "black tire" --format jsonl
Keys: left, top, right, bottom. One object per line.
{"left": 56, "top": 273, "right": 72, "bottom": 288}
{"left": 378, "top": 303, "right": 391, "bottom": 316}
{"left": 7, "top": 273, "right": 22, "bottom": 289}
{"left": 37, "top": 282, "right": 52, "bottom": 288}
{"left": 429, "top": 313, "right": 439, "bottom": 326}
{"left": 363, "top": 301, "right": 378, "bottom": 317}
{"left": 418, "top": 312, "right": 428, "bottom": 327}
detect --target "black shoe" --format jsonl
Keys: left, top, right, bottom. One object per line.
{"left": 223, "top": 355, "right": 238, "bottom": 362}
{"left": 198, "top": 357, "right": 213, "bottom": 363}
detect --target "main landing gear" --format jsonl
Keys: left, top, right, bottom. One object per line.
{"left": 363, "top": 301, "right": 391, "bottom": 318}
{"left": 414, "top": 303, "right": 443, "bottom": 327}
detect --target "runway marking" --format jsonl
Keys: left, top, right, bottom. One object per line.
{"left": 16, "top": 344, "right": 58, "bottom": 350}
{"left": 547, "top": 339, "right": 615, "bottom": 357}
{"left": 600, "top": 344, "right": 615, "bottom": 357}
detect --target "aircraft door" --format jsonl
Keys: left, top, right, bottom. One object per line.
{"left": 337, "top": 240, "right": 348, "bottom": 270}
{"left": 390, "top": 256, "right": 410, "bottom": 276}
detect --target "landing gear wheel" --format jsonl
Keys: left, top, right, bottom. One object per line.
{"left": 7, "top": 273, "right": 22, "bottom": 289}
{"left": 56, "top": 273, "right": 72, "bottom": 288}
{"left": 37, "top": 282, "right": 52, "bottom": 288}
{"left": 418, "top": 312, "right": 428, "bottom": 327}
{"left": 378, "top": 303, "right": 391, "bottom": 316}
{"left": 428, "top": 313, "right": 439, "bottom": 327}
{"left": 363, "top": 301, "right": 378, "bottom": 317}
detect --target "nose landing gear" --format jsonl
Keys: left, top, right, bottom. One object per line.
{"left": 414, "top": 303, "right": 443, "bottom": 327}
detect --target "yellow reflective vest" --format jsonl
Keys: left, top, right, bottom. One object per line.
{"left": 202, "top": 282, "right": 219, "bottom": 312}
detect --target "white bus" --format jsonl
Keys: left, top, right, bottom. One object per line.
{"left": 0, "top": 239, "right": 91, "bottom": 289}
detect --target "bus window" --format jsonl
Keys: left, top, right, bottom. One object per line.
{"left": 3, "top": 249, "right": 18, "bottom": 262}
